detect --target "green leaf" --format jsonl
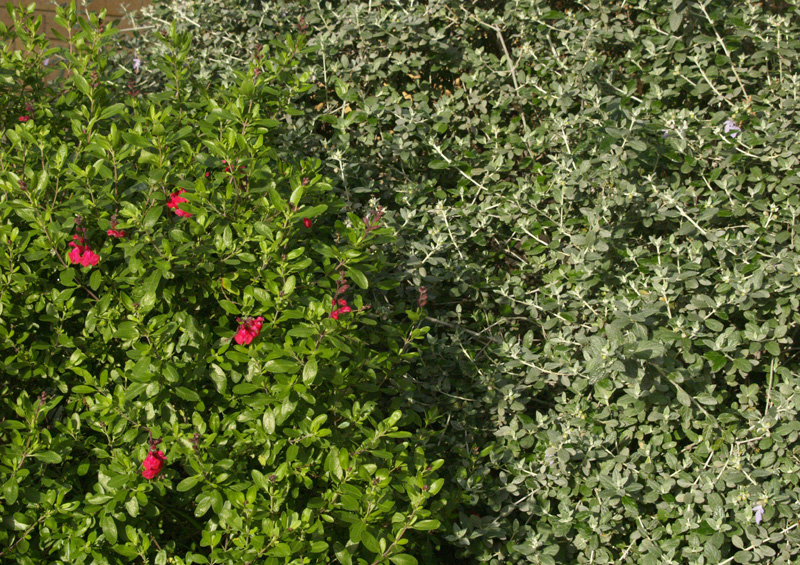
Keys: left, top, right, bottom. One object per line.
{"left": 232, "top": 382, "right": 261, "bottom": 395}
{"left": 303, "top": 357, "right": 318, "bottom": 384}
{"left": 194, "top": 493, "right": 212, "bottom": 518}
{"left": 669, "top": 11, "right": 682, "bottom": 32}
{"left": 89, "top": 269, "right": 102, "bottom": 291}
{"left": 704, "top": 351, "right": 727, "bottom": 372}
{"left": 142, "top": 206, "right": 162, "bottom": 229}
{"left": 349, "top": 521, "right": 365, "bottom": 543}
{"left": 298, "top": 204, "right": 327, "bottom": 218}
{"left": 389, "top": 555, "right": 418, "bottom": 565}
{"left": 290, "top": 185, "right": 304, "bottom": 206}
{"left": 334, "top": 542, "right": 353, "bottom": 565}
{"left": 99, "top": 103, "right": 126, "bottom": 121}
{"left": 675, "top": 385, "right": 692, "bottom": 407}
{"left": 262, "top": 410, "right": 276, "bottom": 434}
{"left": 101, "top": 513, "right": 118, "bottom": 544}
{"left": 73, "top": 73, "right": 92, "bottom": 97}
{"left": 114, "top": 322, "right": 139, "bottom": 341}
{"left": 219, "top": 300, "right": 240, "bottom": 315}
{"left": 347, "top": 267, "right": 368, "bottom": 289}
{"left": 411, "top": 519, "right": 440, "bottom": 531}
{"left": 176, "top": 475, "right": 203, "bottom": 492}
{"left": 32, "top": 451, "right": 62, "bottom": 464}
{"left": 130, "top": 356, "right": 153, "bottom": 382}
{"left": 210, "top": 364, "right": 226, "bottom": 394}
{"left": 175, "top": 387, "right": 200, "bottom": 402}
{"left": 3, "top": 479, "right": 18, "bottom": 504}
{"left": 264, "top": 359, "right": 299, "bottom": 373}
{"left": 141, "top": 269, "right": 161, "bottom": 310}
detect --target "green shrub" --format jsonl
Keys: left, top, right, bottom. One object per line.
{"left": 116, "top": 0, "right": 800, "bottom": 563}
{"left": 0, "top": 3, "right": 442, "bottom": 564}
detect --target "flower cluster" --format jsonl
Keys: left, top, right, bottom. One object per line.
{"left": 141, "top": 450, "right": 166, "bottom": 479}
{"left": 330, "top": 298, "right": 352, "bottom": 320}
{"left": 107, "top": 214, "right": 126, "bottom": 238}
{"left": 167, "top": 189, "right": 192, "bottom": 217}
{"left": 330, "top": 273, "right": 352, "bottom": 319}
{"left": 19, "top": 115, "right": 31, "bottom": 123}
{"left": 234, "top": 316, "right": 264, "bottom": 345}
{"left": 68, "top": 235, "right": 100, "bottom": 267}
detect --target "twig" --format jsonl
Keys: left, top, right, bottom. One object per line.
{"left": 425, "top": 316, "right": 502, "bottom": 344}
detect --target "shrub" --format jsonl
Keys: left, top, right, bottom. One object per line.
{"left": 117, "top": 0, "right": 800, "bottom": 563}
{"left": 0, "top": 3, "right": 442, "bottom": 564}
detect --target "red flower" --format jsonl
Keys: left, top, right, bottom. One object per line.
{"left": 166, "top": 189, "right": 192, "bottom": 217}
{"left": 330, "top": 304, "right": 352, "bottom": 319}
{"left": 68, "top": 235, "right": 100, "bottom": 267}
{"left": 141, "top": 450, "right": 166, "bottom": 480}
{"left": 303, "top": 218, "right": 312, "bottom": 228}
{"left": 19, "top": 115, "right": 31, "bottom": 123}
{"left": 234, "top": 316, "right": 264, "bottom": 345}
{"left": 107, "top": 229, "right": 126, "bottom": 238}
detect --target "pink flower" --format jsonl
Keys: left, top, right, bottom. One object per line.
{"left": 68, "top": 235, "right": 100, "bottom": 267}
{"left": 19, "top": 116, "right": 31, "bottom": 123}
{"left": 303, "top": 218, "right": 312, "bottom": 228}
{"left": 141, "top": 450, "right": 166, "bottom": 479}
{"left": 166, "top": 189, "right": 192, "bottom": 217}
{"left": 234, "top": 316, "right": 264, "bottom": 345}
{"left": 107, "top": 229, "right": 126, "bottom": 238}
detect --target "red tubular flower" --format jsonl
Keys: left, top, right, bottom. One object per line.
{"left": 107, "top": 229, "right": 126, "bottom": 238}
{"left": 234, "top": 316, "right": 264, "bottom": 345}
{"left": 330, "top": 304, "right": 352, "bottom": 319}
{"left": 19, "top": 115, "right": 31, "bottom": 123}
{"left": 303, "top": 218, "right": 312, "bottom": 228}
{"left": 68, "top": 235, "right": 100, "bottom": 267}
{"left": 166, "top": 189, "right": 192, "bottom": 217}
{"left": 141, "top": 450, "right": 166, "bottom": 479}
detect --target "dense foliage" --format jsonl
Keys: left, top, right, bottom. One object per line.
{"left": 4, "top": 0, "right": 800, "bottom": 562}
{"left": 0, "top": 3, "right": 441, "bottom": 564}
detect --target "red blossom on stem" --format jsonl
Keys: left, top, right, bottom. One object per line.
{"left": 303, "top": 218, "right": 312, "bottom": 228}
{"left": 19, "top": 115, "right": 31, "bottom": 122}
{"left": 166, "top": 189, "right": 192, "bottom": 217}
{"left": 141, "top": 450, "right": 166, "bottom": 479}
{"left": 234, "top": 316, "right": 264, "bottom": 345}
{"left": 107, "top": 229, "right": 126, "bottom": 238}
{"left": 68, "top": 235, "right": 100, "bottom": 267}
{"left": 330, "top": 273, "right": 354, "bottom": 319}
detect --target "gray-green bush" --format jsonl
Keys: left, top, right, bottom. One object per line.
{"left": 116, "top": 0, "right": 800, "bottom": 562}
